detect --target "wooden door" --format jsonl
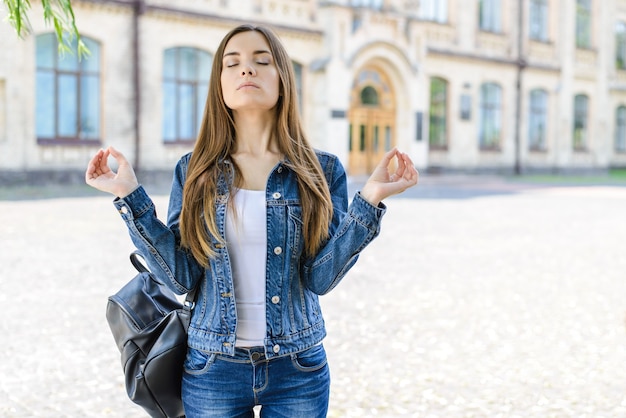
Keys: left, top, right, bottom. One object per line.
{"left": 348, "top": 67, "right": 396, "bottom": 175}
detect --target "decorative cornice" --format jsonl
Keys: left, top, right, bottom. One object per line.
{"left": 76, "top": 0, "right": 323, "bottom": 38}
{"left": 427, "top": 47, "right": 561, "bottom": 72}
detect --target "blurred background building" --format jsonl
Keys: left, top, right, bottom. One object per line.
{"left": 1, "top": 0, "right": 626, "bottom": 184}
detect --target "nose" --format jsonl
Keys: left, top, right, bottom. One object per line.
{"left": 241, "top": 64, "right": 256, "bottom": 76}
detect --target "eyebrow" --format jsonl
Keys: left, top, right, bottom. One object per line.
{"left": 223, "top": 50, "right": 272, "bottom": 59}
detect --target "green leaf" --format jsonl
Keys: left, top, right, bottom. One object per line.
{"left": 3, "top": 0, "right": 90, "bottom": 60}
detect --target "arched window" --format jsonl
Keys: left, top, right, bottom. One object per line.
{"left": 360, "top": 86, "right": 379, "bottom": 106}
{"left": 573, "top": 94, "right": 589, "bottom": 150}
{"left": 615, "top": 105, "right": 626, "bottom": 152}
{"left": 162, "top": 47, "right": 212, "bottom": 142}
{"left": 479, "top": 83, "right": 502, "bottom": 149}
{"left": 429, "top": 77, "right": 448, "bottom": 148}
{"left": 528, "top": 89, "right": 548, "bottom": 150}
{"left": 36, "top": 33, "right": 101, "bottom": 142}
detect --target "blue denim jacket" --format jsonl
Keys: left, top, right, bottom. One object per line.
{"left": 113, "top": 151, "right": 386, "bottom": 359}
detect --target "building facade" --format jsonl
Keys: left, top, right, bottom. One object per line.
{"left": 2, "top": 0, "right": 626, "bottom": 184}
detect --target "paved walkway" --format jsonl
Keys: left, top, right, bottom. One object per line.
{"left": 1, "top": 175, "right": 626, "bottom": 417}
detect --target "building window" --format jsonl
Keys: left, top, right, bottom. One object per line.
{"left": 360, "top": 86, "right": 379, "bottom": 106}
{"left": 479, "top": 0, "right": 501, "bottom": 33}
{"left": 573, "top": 94, "right": 589, "bottom": 150}
{"left": 36, "top": 33, "right": 101, "bottom": 142}
{"left": 292, "top": 61, "right": 303, "bottom": 113}
{"left": 615, "top": 106, "right": 626, "bottom": 152}
{"left": 419, "top": 0, "right": 447, "bottom": 23}
{"left": 479, "top": 83, "right": 502, "bottom": 149}
{"left": 428, "top": 77, "right": 448, "bottom": 149}
{"left": 385, "top": 125, "right": 392, "bottom": 151}
{"left": 350, "top": 0, "right": 383, "bottom": 10}
{"left": 529, "top": 0, "right": 548, "bottom": 42}
{"left": 576, "top": 0, "right": 592, "bottom": 48}
{"left": 162, "top": 47, "right": 212, "bottom": 143}
{"left": 528, "top": 89, "right": 548, "bottom": 151}
{"left": 616, "top": 21, "right": 626, "bottom": 70}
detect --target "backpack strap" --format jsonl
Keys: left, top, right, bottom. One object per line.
{"left": 130, "top": 251, "right": 198, "bottom": 307}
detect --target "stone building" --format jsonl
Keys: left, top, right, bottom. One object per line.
{"left": 1, "top": 0, "right": 626, "bottom": 184}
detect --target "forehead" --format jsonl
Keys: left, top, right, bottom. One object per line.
{"left": 223, "top": 31, "right": 272, "bottom": 56}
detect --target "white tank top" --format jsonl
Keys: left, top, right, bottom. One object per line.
{"left": 225, "top": 189, "right": 267, "bottom": 347}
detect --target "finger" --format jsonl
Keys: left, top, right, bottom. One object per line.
{"left": 86, "top": 149, "right": 105, "bottom": 180}
{"left": 403, "top": 156, "right": 419, "bottom": 184}
{"left": 394, "top": 151, "right": 407, "bottom": 178}
{"left": 400, "top": 153, "right": 412, "bottom": 178}
{"left": 98, "top": 148, "right": 109, "bottom": 170}
{"left": 95, "top": 149, "right": 113, "bottom": 175}
{"left": 108, "top": 146, "right": 130, "bottom": 167}
{"left": 87, "top": 149, "right": 103, "bottom": 167}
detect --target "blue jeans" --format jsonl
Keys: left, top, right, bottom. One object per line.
{"left": 181, "top": 344, "right": 331, "bottom": 417}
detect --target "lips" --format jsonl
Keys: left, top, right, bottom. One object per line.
{"left": 237, "top": 82, "right": 260, "bottom": 90}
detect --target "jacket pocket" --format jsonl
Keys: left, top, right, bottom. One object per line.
{"left": 287, "top": 205, "right": 304, "bottom": 257}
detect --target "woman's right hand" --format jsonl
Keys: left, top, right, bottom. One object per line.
{"left": 85, "top": 146, "right": 139, "bottom": 198}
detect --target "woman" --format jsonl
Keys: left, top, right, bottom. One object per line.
{"left": 86, "top": 24, "right": 417, "bottom": 417}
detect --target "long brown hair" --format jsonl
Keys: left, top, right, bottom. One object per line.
{"left": 180, "top": 24, "right": 333, "bottom": 267}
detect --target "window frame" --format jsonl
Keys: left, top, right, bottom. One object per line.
{"left": 529, "top": 0, "right": 549, "bottom": 42}
{"left": 576, "top": 0, "right": 592, "bottom": 49}
{"left": 292, "top": 60, "right": 304, "bottom": 114}
{"left": 573, "top": 94, "right": 589, "bottom": 151}
{"left": 35, "top": 33, "right": 102, "bottom": 144}
{"left": 419, "top": 0, "right": 448, "bottom": 23}
{"left": 616, "top": 21, "right": 626, "bottom": 70}
{"left": 615, "top": 105, "right": 626, "bottom": 152}
{"left": 479, "top": 82, "right": 503, "bottom": 150}
{"left": 479, "top": 0, "right": 502, "bottom": 33}
{"left": 428, "top": 77, "right": 448, "bottom": 149}
{"left": 162, "top": 46, "right": 212, "bottom": 144}
{"left": 528, "top": 89, "right": 548, "bottom": 151}
{"left": 350, "top": 0, "right": 383, "bottom": 10}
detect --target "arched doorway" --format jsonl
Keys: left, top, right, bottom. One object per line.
{"left": 348, "top": 66, "right": 396, "bottom": 175}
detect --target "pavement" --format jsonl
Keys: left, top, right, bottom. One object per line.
{"left": 1, "top": 174, "right": 626, "bottom": 417}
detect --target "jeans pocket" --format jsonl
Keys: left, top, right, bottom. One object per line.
{"left": 183, "top": 347, "right": 216, "bottom": 375}
{"left": 291, "top": 344, "right": 328, "bottom": 372}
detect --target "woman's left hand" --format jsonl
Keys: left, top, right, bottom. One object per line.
{"left": 360, "top": 148, "right": 419, "bottom": 206}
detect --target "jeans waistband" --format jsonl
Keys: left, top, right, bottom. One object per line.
{"left": 231, "top": 346, "right": 266, "bottom": 363}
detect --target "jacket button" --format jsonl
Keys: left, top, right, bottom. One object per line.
{"left": 272, "top": 192, "right": 281, "bottom": 199}
{"left": 273, "top": 247, "right": 282, "bottom": 255}
{"left": 277, "top": 166, "right": 283, "bottom": 173}
{"left": 120, "top": 206, "right": 128, "bottom": 214}
{"left": 273, "top": 344, "right": 280, "bottom": 353}
{"left": 271, "top": 296, "right": 280, "bottom": 304}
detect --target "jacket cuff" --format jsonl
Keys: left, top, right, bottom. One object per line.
{"left": 350, "top": 191, "right": 386, "bottom": 226}
{"left": 112, "top": 185, "right": 154, "bottom": 220}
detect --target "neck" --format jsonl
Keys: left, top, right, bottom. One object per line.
{"left": 232, "top": 110, "right": 278, "bottom": 155}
